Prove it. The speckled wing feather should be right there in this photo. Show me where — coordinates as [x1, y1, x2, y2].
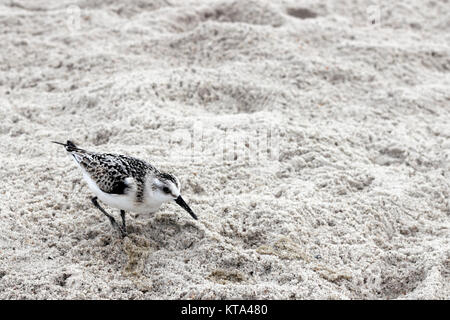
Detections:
[72, 150, 156, 200]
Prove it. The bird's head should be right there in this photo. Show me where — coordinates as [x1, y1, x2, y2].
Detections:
[153, 172, 197, 220]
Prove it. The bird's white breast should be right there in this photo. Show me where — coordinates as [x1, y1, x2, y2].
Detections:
[72, 156, 165, 214]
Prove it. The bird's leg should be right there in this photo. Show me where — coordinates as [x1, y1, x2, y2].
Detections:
[120, 210, 126, 231]
[91, 197, 126, 238]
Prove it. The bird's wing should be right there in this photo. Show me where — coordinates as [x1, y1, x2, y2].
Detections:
[72, 152, 142, 195]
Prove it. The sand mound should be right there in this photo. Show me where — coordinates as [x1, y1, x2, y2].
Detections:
[0, 0, 449, 299]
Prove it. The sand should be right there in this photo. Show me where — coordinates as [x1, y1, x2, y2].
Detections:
[0, 0, 449, 299]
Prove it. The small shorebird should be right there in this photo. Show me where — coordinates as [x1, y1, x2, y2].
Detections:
[53, 140, 197, 237]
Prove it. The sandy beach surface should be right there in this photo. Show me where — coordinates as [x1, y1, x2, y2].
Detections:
[0, 0, 449, 299]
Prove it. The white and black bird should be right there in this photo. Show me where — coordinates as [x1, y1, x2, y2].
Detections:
[53, 140, 197, 237]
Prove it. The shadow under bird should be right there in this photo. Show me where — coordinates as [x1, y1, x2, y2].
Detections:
[53, 140, 197, 237]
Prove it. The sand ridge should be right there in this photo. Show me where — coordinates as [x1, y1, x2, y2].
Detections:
[0, 0, 449, 299]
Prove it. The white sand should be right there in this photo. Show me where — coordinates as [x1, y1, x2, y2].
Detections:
[0, 0, 449, 299]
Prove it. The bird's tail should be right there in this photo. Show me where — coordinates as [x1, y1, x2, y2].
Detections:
[52, 140, 80, 152]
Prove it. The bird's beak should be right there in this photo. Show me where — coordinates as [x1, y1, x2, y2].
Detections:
[175, 196, 197, 220]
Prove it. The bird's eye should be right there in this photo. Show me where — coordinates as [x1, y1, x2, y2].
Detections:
[162, 187, 170, 194]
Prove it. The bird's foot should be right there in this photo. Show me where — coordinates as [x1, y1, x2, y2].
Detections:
[106, 215, 127, 238]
